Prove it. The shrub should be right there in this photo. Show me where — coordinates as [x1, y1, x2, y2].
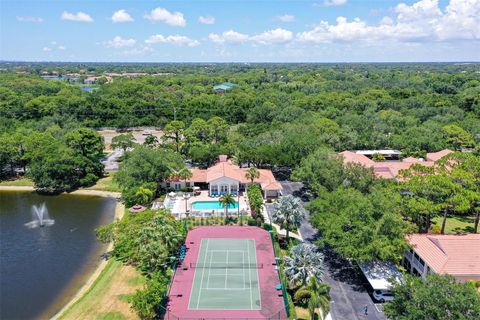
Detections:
[130, 271, 170, 319]
[247, 184, 264, 215]
[293, 288, 312, 307]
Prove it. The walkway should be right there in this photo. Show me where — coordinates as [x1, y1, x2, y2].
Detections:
[280, 181, 387, 320]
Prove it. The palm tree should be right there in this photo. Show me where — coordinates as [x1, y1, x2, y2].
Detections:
[284, 243, 325, 287]
[245, 167, 260, 183]
[219, 193, 236, 218]
[178, 168, 193, 187]
[271, 195, 304, 242]
[308, 277, 330, 320]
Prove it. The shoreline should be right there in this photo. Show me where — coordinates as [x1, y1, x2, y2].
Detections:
[0, 186, 125, 320]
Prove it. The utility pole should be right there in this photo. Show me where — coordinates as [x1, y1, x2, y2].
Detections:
[173, 105, 177, 120]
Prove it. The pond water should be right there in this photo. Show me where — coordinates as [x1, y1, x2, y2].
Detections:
[0, 191, 116, 319]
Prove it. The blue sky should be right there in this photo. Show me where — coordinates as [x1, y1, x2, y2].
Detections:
[1, 0, 479, 62]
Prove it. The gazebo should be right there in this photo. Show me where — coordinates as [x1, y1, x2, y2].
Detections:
[129, 204, 146, 213]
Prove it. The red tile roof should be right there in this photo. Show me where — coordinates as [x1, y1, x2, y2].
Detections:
[339, 151, 375, 166]
[407, 234, 480, 276]
[339, 150, 442, 180]
[426, 149, 454, 162]
[184, 156, 282, 191]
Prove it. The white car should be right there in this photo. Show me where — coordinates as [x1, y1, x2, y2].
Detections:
[373, 290, 394, 303]
[142, 130, 152, 136]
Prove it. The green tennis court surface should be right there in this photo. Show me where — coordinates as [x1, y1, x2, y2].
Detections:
[188, 238, 261, 310]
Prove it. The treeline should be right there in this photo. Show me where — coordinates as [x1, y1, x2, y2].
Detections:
[0, 127, 104, 193]
[1, 64, 479, 159]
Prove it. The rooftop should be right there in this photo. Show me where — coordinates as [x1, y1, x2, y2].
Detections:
[339, 149, 453, 180]
[407, 234, 480, 276]
[187, 156, 282, 191]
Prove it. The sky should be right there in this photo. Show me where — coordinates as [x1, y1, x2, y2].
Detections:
[1, 0, 479, 62]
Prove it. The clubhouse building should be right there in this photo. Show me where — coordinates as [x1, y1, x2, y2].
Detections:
[166, 155, 282, 199]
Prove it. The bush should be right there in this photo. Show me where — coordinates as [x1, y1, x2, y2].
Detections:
[293, 288, 312, 307]
[247, 184, 264, 215]
[247, 217, 257, 226]
[130, 271, 170, 319]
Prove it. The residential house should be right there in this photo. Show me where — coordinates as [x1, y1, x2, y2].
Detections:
[403, 234, 480, 282]
[213, 82, 237, 93]
[339, 149, 453, 180]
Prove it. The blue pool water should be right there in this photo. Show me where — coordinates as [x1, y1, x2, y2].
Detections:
[192, 201, 238, 210]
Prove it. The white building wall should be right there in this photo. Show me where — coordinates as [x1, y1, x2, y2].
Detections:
[208, 176, 239, 195]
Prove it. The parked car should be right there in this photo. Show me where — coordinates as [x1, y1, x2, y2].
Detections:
[142, 130, 152, 136]
[373, 290, 394, 303]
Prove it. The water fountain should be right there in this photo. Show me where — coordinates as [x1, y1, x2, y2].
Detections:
[24, 203, 54, 228]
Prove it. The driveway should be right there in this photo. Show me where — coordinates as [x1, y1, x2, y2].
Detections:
[280, 181, 387, 320]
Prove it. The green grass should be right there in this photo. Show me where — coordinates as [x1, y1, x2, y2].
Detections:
[431, 215, 476, 234]
[96, 312, 127, 320]
[0, 177, 34, 186]
[85, 173, 121, 192]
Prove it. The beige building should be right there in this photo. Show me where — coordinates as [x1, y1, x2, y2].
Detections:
[403, 234, 480, 282]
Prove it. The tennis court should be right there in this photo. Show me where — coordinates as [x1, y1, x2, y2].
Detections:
[166, 226, 287, 319]
[189, 238, 261, 310]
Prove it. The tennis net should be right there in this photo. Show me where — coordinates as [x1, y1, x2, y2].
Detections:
[189, 262, 264, 269]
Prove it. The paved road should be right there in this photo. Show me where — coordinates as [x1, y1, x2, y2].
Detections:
[280, 181, 387, 320]
[102, 149, 123, 171]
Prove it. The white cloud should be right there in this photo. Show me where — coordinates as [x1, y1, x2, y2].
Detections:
[17, 16, 43, 23]
[43, 47, 52, 52]
[58, 45, 66, 50]
[105, 36, 137, 48]
[123, 46, 154, 56]
[144, 7, 186, 27]
[275, 14, 295, 22]
[198, 15, 215, 24]
[324, 0, 348, 7]
[298, 0, 480, 43]
[209, 29, 293, 45]
[111, 9, 134, 23]
[61, 11, 93, 23]
[145, 34, 200, 47]
[208, 30, 250, 44]
[251, 28, 293, 44]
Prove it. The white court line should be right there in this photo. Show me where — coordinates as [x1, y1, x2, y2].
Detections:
[247, 239, 253, 309]
[196, 238, 210, 309]
[208, 249, 244, 252]
[206, 252, 213, 290]
[225, 250, 229, 289]
[242, 251, 246, 289]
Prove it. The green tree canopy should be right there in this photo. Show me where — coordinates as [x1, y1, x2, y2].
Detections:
[384, 274, 480, 320]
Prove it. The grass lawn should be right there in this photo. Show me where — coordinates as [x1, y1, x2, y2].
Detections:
[58, 259, 144, 320]
[84, 173, 121, 193]
[0, 177, 34, 186]
[432, 215, 476, 234]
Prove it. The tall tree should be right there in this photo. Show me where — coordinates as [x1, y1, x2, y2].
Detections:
[272, 195, 305, 242]
[163, 120, 185, 153]
[245, 166, 260, 183]
[284, 243, 325, 287]
[111, 133, 136, 152]
[219, 193, 236, 218]
[309, 187, 412, 261]
[384, 274, 480, 320]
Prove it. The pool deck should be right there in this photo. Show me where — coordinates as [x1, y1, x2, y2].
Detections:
[168, 191, 249, 217]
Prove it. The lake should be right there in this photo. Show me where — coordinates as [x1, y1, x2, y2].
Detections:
[0, 191, 116, 319]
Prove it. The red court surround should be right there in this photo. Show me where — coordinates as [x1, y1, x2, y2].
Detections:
[165, 226, 287, 320]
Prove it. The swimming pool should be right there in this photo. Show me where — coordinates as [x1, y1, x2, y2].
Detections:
[192, 201, 238, 210]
